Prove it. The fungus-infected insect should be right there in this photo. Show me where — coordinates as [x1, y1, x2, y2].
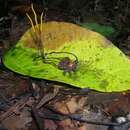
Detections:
[45, 52, 78, 75]
[58, 57, 77, 73]
[26, 4, 78, 75]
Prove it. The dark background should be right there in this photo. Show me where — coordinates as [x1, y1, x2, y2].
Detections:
[1, 0, 130, 49]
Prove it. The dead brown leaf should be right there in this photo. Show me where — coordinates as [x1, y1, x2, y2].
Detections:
[104, 93, 130, 116]
[2, 107, 32, 130]
[54, 96, 87, 114]
[44, 119, 57, 130]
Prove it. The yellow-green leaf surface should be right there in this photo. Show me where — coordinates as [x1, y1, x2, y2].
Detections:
[3, 21, 130, 92]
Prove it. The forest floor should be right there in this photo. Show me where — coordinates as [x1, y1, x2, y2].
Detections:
[1, 3, 130, 130]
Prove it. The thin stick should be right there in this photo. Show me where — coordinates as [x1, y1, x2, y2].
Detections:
[31, 107, 45, 130]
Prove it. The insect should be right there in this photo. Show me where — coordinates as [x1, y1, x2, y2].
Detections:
[26, 4, 78, 75]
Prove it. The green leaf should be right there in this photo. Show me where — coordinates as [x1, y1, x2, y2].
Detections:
[3, 22, 130, 92]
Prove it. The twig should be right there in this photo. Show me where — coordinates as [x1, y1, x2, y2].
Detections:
[31, 107, 46, 130]
[36, 87, 59, 109]
[42, 106, 130, 127]
[0, 95, 29, 122]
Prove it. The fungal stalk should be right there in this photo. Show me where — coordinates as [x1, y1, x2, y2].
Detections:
[26, 4, 45, 60]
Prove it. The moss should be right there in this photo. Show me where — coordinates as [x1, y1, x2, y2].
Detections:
[80, 22, 115, 37]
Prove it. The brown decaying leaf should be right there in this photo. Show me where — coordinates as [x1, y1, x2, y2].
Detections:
[44, 119, 58, 130]
[104, 93, 130, 116]
[57, 119, 87, 130]
[54, 96, 87, 114]
[1, 107, 32, 130]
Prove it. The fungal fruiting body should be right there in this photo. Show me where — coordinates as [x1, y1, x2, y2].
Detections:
[26, 4, 79, 74]
[26, 4, 45, 60]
